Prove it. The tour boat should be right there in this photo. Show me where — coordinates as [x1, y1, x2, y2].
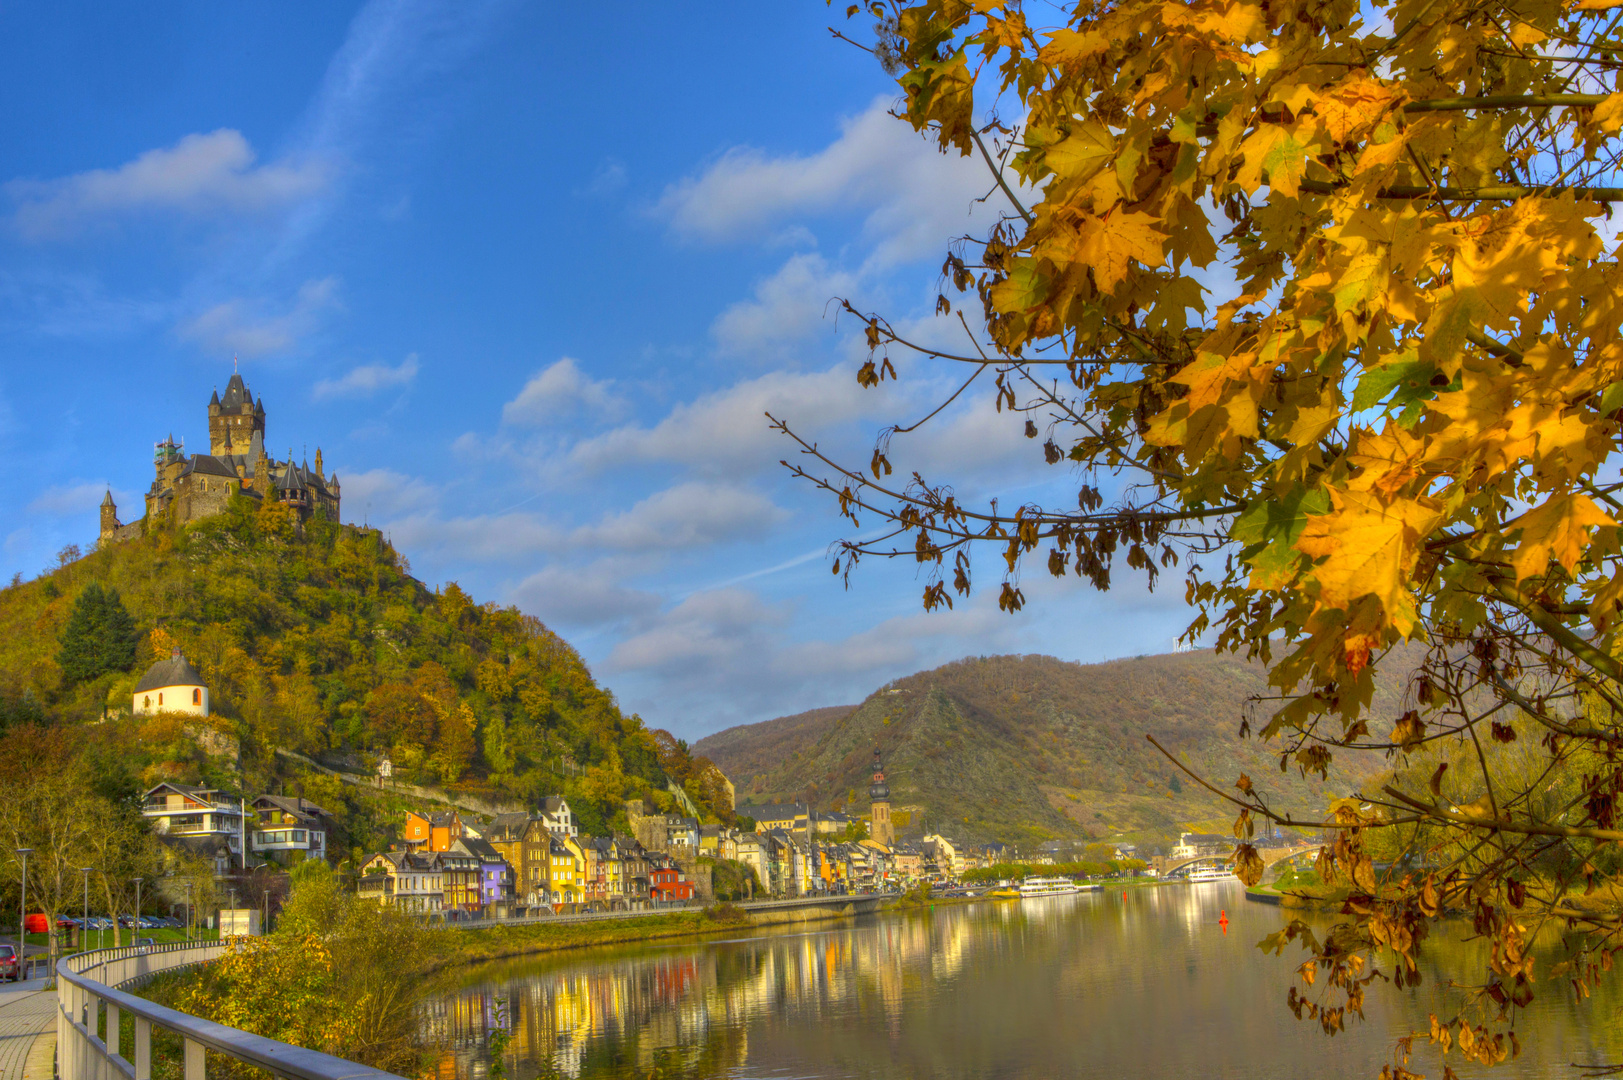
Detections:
[1186, 863, 1238, 883]
[1018, 876, 1083, 898]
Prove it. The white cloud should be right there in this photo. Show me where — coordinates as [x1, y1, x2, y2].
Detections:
[27, 481, 137, 518]
[337, 468, 439, 520]
[8, 130, 329, 239]
[573, 482, 787, 551]
[177, 277, 340, 357]
[510, 564, 660, 628]
[569, 366, 897, 475]
[502, 358, 621, 426]
[656, 96, 1014, 266]
[313, 353, 420, 401]
[711, 253, 857, 361]
[608, 588, 788, 674]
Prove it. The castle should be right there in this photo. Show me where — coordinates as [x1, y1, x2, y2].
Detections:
[100, 371, 340, 546]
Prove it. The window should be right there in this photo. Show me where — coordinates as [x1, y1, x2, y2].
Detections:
[158, 693, 163, 706]
[193, 688, 201, 706]
[143, 696, 151, 709]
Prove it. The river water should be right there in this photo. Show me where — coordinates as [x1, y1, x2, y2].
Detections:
[424, 883, 1621, 1080]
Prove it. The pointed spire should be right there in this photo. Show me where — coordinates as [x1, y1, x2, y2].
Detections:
[101, 490, 115, 507]
[210, 388, 220, 407]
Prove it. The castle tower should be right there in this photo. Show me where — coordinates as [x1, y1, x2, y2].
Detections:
[210, 373, 265, 457]
[869, 746, 894, 848]
[99, 491, 120, 546]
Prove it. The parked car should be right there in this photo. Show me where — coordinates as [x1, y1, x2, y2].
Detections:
[0, 945, 18, 982]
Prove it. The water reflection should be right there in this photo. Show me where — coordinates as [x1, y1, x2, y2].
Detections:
[423, 884, 1621, 1079]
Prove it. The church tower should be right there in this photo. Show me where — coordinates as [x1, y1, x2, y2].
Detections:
[869, 746, 894, 848]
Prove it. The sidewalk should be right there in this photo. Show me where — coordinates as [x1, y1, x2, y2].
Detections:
[0, 980, 55, 1080]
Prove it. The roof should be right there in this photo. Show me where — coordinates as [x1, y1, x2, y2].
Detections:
[739, 803, 805, 821]
[457, 837, 505, 863]
[254, 795, 329, 820]
[186, 454, 239, 479]
[221, 373, 252, 409]
[134, 652, 206, 693]
[484, 813, 533, 842]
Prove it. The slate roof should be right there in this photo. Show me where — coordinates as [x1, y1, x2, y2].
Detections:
[184, 454, 239, 479]
[135, 652, 206, 692]
[220, 374, 252, 409]
[738, 803, 805, 822]
[254, 795, 329, 823]
[457, 837, 505, 864]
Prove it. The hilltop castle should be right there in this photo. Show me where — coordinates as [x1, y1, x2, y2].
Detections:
[100, 371, 340, 546]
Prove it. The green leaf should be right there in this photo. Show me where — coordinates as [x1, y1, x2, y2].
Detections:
[1351, 351, 1430, 412]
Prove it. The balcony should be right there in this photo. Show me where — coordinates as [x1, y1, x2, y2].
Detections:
[357, 878, 394, 896]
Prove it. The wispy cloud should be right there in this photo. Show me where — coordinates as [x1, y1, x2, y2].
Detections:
[656, 96, 1014, 267]
[711, 253, 856, 362]
[177, 277, 340, 357]
[7, 130, 329, 240]
[502, 358, 622, 426]
[313, 353, 420, 400]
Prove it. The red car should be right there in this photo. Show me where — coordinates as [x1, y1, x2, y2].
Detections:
[0, 945, 20, 982]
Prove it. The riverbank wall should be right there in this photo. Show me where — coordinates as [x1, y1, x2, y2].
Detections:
[430, 899, 882, 970]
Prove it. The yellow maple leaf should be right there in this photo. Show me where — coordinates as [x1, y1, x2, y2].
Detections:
[1507, 494, 1614, 583]
[1073, 208, 1167, 294]
[1318, 75, 1402, 143]
[1594, 93, 1623, 135]
[1296, 489, 1443, 635]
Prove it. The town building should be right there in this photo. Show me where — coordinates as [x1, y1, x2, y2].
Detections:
[649, 859, 694, 904]
[142, 782, 245, 871]
[100, 371, 341, 547]
[403, 810, 467, 853]
[438, 846, 482, 913]
[358, 851, 443, 914]
[248, 795, 330, 864]
[451, 837, 511, 908]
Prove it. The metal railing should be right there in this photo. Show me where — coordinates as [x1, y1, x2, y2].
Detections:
[56, 941, 406, 1080]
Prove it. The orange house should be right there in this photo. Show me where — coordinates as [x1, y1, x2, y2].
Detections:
[403, 810, 465, 853]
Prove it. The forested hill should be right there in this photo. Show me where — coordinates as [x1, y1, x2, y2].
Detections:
[0, 497, 725, 837]
[689, 705, 857, 788]
[696, 651, 1413, 846]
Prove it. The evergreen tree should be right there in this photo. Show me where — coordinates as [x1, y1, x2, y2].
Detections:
[56, 583, 137, 687]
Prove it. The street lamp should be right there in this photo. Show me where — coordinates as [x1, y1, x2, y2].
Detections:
[14, 849, 31, 980]
[80, 868, 93, 956]
[132, 877, 143, 949]
[183, 881, 194, 941]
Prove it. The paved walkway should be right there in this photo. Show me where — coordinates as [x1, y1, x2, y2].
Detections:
[0, 981, 55, 1080]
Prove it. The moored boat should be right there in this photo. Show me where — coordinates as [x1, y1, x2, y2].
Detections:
[1018, 875, 1082, 898]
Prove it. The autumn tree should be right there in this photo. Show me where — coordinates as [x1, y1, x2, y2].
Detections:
[799, 0, 1623, 1071]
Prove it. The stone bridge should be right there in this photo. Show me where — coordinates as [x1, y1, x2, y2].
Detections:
[1152, 841, 1316, 878]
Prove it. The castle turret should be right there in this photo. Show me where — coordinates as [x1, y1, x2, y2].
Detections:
[99, 491, 120, 546]
[870, 746, 894, 847]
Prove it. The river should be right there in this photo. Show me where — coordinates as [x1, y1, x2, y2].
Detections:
[423, 883, 1622, 1079]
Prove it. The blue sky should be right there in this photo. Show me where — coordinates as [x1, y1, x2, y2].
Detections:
[0, 1, 1199, 736]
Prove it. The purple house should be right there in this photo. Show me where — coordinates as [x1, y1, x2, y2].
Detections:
[456, 836, 511, 906]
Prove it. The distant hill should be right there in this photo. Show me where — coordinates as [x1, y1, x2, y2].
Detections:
[695, 651, 1414, 847]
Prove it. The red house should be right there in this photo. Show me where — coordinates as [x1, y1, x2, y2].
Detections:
[650, 866, 693, 903]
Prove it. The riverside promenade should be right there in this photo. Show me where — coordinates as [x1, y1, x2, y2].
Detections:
[0, 977, 55, 1080]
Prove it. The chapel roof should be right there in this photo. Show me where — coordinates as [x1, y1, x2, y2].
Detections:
[134, 650, 206, 693]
